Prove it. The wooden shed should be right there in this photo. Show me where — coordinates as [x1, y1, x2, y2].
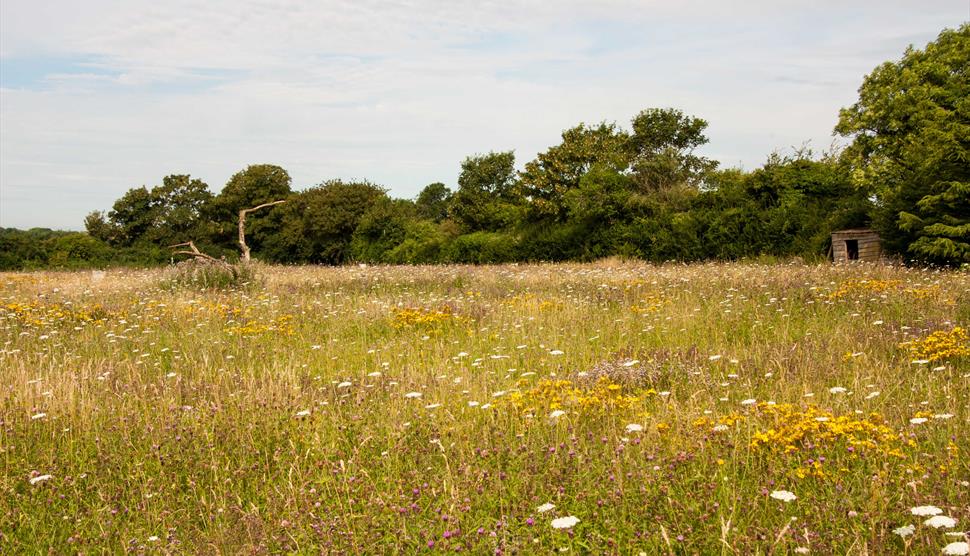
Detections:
[831, 229, 882, 262]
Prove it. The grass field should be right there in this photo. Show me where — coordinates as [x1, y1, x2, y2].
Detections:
[1, 261, 968, 554]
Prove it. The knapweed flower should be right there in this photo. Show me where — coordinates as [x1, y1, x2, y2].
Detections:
[769, 490, 797, 502]
[551, 516, 579, 529]
[924, 515, 957, 529]
[537, 503, 556, 513]
[911, 505, 943, 516]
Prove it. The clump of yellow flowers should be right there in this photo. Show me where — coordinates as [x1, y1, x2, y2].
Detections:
[391, 306, 462, 329]
[750, 403, 907, 460]
[900, 327, 969, 362]
[506, 377, 644, 416]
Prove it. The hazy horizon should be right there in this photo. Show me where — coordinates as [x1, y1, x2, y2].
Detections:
[1, 1, 967, 230]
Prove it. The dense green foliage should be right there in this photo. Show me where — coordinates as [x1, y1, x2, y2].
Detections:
[836, 24, 969, 265]
[4, 26, 965, 269]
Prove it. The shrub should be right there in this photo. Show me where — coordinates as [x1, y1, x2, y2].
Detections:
[162, 259, 262, 290]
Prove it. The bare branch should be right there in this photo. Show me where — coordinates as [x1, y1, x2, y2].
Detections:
[239, 199, 286, 262]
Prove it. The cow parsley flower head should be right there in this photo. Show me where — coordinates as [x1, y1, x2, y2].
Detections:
[924, 515, 957, 529]
[942, 542, 969, 556]
[770, 490, 797, 502]
[892, 524, 915, 538]
[551, 516, 579, 529]
[911, 505, 943, 516]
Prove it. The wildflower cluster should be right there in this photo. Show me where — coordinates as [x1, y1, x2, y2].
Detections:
[750, 403, 907, 460]
[826, 279, 901, 300]
[225, 314, 294, 336]
[391, 306, 461, 329]
[2, 300, 111, 328]
[506, 376, 642, 416]
[631, 292, 667, 314]
[899, 327, 969, 362]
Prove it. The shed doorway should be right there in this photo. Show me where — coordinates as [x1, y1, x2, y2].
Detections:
[845, 239, 859, 260]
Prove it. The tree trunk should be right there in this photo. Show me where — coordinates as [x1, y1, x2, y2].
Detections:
[238, 200, 286, 263]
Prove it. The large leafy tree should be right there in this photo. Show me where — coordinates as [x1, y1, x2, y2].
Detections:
[208, 164, 293, 249]
[88, 174, 212, 247]
[628, 108, 718, 192]
[415, 182, 453, 222]
[263, 180, 386, 264]
[836, 24, 969, 265]
[519, 123, 630, 221]
[449, 151, 524, 232]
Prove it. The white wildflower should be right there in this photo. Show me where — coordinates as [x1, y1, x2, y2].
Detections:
[943, 542, 969, 556]
[911, 505, 943, 516]
[551, 516, 580, 529]
[925, 515, 957, 529]
[770, 490, 797, 502]
[893, 524, 915, 538]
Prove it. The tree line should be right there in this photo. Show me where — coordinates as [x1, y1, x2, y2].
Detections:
[3, 25, 966, 269]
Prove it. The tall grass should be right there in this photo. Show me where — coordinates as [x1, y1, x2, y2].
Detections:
[0, 262, 967, 553]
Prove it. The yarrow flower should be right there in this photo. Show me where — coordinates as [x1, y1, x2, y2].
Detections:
[911, 505, 943, 516]
[537, 503, 555, 513]
[770, 490, 797, 502]
[942, 542, 969, 556]
[551, 516, 580, 529]
[404, 392, 422, 399]
[29, 474, 52, 485]
[892, 524, 915, 538]
[625, 423, 644, 433]
[549, 410, 566, 419]
[924, 515, 957, 529]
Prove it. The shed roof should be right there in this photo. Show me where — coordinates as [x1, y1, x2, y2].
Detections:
[832, 228, 879, 236]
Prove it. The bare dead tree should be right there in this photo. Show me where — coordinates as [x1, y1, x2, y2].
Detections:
[238, 200, 286, 263]
[168, 241, 231, 266]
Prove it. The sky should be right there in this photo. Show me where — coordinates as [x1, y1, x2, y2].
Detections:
[1, 1, 967, 230]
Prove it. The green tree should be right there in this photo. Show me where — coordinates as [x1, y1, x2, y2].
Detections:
[95, 175, 212, 247]
[519, 123, 630, 221]
[450, 151, 523, 232]
[628, 108, 718, 191]
[263, 180, 386, 264]
[415, 182, 453, 222]
[836, 24, 970, 265]
[208, 164, 292, 249]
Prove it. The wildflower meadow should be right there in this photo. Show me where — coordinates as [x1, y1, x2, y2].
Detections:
[1, 261, 967, 554]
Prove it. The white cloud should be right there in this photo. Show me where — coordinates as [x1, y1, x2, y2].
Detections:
[0, 0, 965, 228]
